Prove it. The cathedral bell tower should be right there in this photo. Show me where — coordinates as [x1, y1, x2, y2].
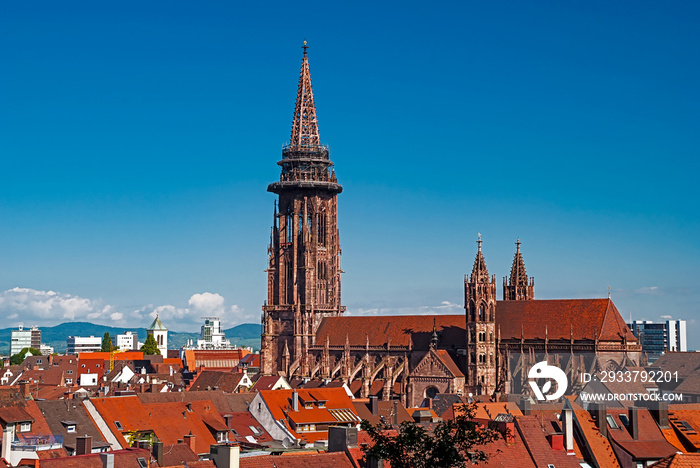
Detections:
[465, 234, 497, 396]
[261, 43, 345, 377]
[503, 239, 535, 300]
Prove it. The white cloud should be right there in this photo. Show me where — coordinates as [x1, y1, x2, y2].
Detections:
[188, 292, 225, 315]
[0, 287, 107, 327]
[110, 312, 124, 321]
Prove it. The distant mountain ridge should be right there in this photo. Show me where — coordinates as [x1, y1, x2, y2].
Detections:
[0, 322, 262, 355]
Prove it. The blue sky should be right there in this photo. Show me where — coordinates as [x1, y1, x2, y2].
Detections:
[1, 1, 698, 347]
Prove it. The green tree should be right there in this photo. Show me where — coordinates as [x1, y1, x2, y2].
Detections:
[10, 347, 42, 366]
[360, 403, 502, 468]
[140, 334, 161, 355]
[101, 332, 113, 352]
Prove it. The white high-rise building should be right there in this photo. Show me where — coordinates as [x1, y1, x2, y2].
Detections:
[11, 326, 41, 356]
[666, 319, 687, 352]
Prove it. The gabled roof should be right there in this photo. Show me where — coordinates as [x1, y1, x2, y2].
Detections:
[137, 390, 256, 414]
[251, 376, 290, 392]
[567, 398, 621, 468]
[515, 416, 581, 468]
[651, 453, 700, 467]
[315, 298, 634, 348]
[88, 395, 219, 454]
[36, 399, 110, 449]
[605, 408, 677, 460]
[161, 442, 199, 466]
[352, 399, 413, 426]
[240, 451, 354, 468]
[39, 447, 153, 468]
[189, 370, 246, 392]
[0, 405, 34, 424]
[496, 299, 635, 341]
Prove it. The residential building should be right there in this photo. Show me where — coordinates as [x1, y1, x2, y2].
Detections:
[10, 326, 41, 356]
[66, 336, 101, 354]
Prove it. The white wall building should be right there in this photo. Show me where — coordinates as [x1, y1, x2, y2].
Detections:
[114, 331, 138, 351]
[10, 326, 41, 356]
[66, 336, 102, 354]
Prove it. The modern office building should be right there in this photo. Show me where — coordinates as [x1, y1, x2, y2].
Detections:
[114, 331, 138, 351]
[66, 336, 102, 355]
[630, 319, 687, 362]
[10, 326, 41, 356]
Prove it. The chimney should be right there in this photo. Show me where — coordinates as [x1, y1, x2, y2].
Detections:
[100, 453, 114, 468]
[328, 426, 358, 452]
[546, 433, 564, 451]
[561, 404, 575, 455]
[2, 426, 12, 462]
[184, 433, 196, 453]
[369, 396, 379, 416]
[19, 381, 30, 398]
[76, 435, 92, 455]
[152, 441, 164, 467]
[210, 443, 240, 468]
[521, 398, 531, 416]
[591, 403, 607, 437]
[292, 390, 299, 412]
[649, 401, 669, 428]
[628, 406, 639, 440]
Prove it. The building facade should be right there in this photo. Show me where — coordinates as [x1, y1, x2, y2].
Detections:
[66, 336, 102, 354]
[260, 48, 642, 405]
[147, 315, 168, 355]
[630, 319, 687, 362]
[261, 43, 345, 377]
[10, 326, 41, 356]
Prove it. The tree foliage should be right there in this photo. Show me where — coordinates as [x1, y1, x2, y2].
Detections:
[101, 332, 113, 352]
[140, 334, 161, 355]
[360, 403, 502, 468]
[10, 347, 42, 365]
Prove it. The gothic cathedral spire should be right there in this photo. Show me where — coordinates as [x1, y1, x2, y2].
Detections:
[261, 43, 345, 377]
[465, 234, 497, 396]
[503, 239, 535, 300]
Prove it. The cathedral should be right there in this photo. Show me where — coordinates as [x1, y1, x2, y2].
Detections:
[260, 45, 642, 406]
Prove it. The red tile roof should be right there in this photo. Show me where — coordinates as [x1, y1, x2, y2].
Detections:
[239, 451, 355, 468]
[39, 447, 152, 468]
[606, 408, 677, 460]
[88, 395, 220, 454]
[435, 350, 464, 377]
[651, 453, 700, 467]
[316, 299, 635, 348]
[568, 398, 621, 468]
[515, 416, 580, 468]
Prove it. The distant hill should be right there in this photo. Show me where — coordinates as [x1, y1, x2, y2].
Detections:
[0, 322, 262, 355]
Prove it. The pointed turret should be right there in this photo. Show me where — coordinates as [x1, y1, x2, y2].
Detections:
[470, 234, 490, 284]
[464, 234, 497, 396]
[503, 239, 535, 300]
[290, 41, 320, 148]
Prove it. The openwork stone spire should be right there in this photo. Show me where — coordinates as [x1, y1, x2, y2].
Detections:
[290, 41, 320, 148]
[510, 239, 527, 285]
[471, 233, 490, 283]
[503, 239, 535, 300]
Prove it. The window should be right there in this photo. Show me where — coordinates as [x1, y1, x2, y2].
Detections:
[67, 425, 76, 433]
[309, 424, 316, 431]
[619, 414, 629, 426]
[36, 359, 42, 364]
[137, 458, 148, 468]
[217, 431, 228, 442]
[67, 370, 73, 374]
[606, 415, 618, 429]
[114, 421, 123, 430]
[20, 422, 31, 432]
[66, 379, 73, 385]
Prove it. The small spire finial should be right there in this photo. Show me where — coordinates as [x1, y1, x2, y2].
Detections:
[516, 238, 521, 252]
[608, 286, 611, 299]
[302, 40, 308, 56]
[477, 233, 482, 251]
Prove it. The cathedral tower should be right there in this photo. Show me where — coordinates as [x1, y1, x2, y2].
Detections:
[465, 234, 497, 396]
[503, 239, 535, 300]
[261, 43, 345, 377]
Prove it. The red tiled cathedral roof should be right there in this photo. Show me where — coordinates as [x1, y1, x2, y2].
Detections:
[316, 299, 634, 347]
